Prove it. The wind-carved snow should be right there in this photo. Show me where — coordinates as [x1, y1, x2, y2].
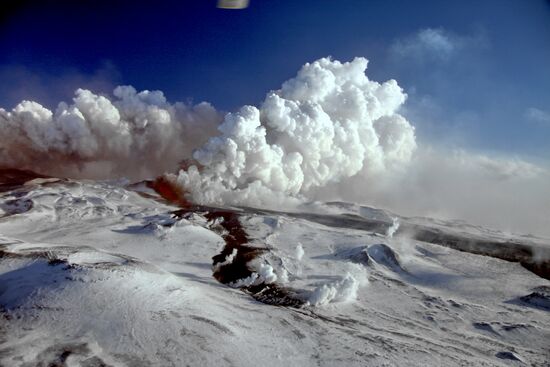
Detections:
[0, 178, 549, 366]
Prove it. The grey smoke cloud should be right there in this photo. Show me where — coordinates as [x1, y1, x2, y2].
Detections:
[0, 86, 222, 179]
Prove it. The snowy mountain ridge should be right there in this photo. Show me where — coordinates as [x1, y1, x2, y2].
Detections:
[0, 170, 549, 366]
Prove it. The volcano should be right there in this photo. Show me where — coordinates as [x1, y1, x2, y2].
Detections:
[0, 169, 548, 366]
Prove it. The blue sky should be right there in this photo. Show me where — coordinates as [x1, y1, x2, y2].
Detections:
[1, 0, 549, 160]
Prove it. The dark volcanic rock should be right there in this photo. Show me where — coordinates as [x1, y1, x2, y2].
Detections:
[0, 168, 49, 192]
[495, 351, 523, 362]
[518, 286, 550, 311]
[366, 244, 402, 271]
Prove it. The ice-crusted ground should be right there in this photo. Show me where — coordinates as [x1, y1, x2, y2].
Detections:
[0, 175, 549, 366]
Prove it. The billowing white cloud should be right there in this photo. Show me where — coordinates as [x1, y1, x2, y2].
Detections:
[1, 56, 548, 236]
[174, 57, 416, 206]
[0, 57, 415, 188]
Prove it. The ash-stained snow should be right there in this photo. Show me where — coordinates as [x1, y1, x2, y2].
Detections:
[0, 177, 549, 366]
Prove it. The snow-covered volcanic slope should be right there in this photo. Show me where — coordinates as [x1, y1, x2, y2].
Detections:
[0, 170, 549, 366]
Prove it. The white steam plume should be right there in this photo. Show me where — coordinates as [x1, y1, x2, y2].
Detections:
[174, 57, 416, 206]
[0, 57, 414, 193]
[3, 56, 546, 236]
[0, 86, 222, 179]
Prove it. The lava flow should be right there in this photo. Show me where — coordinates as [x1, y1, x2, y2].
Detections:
[148, 175, 305, 307]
